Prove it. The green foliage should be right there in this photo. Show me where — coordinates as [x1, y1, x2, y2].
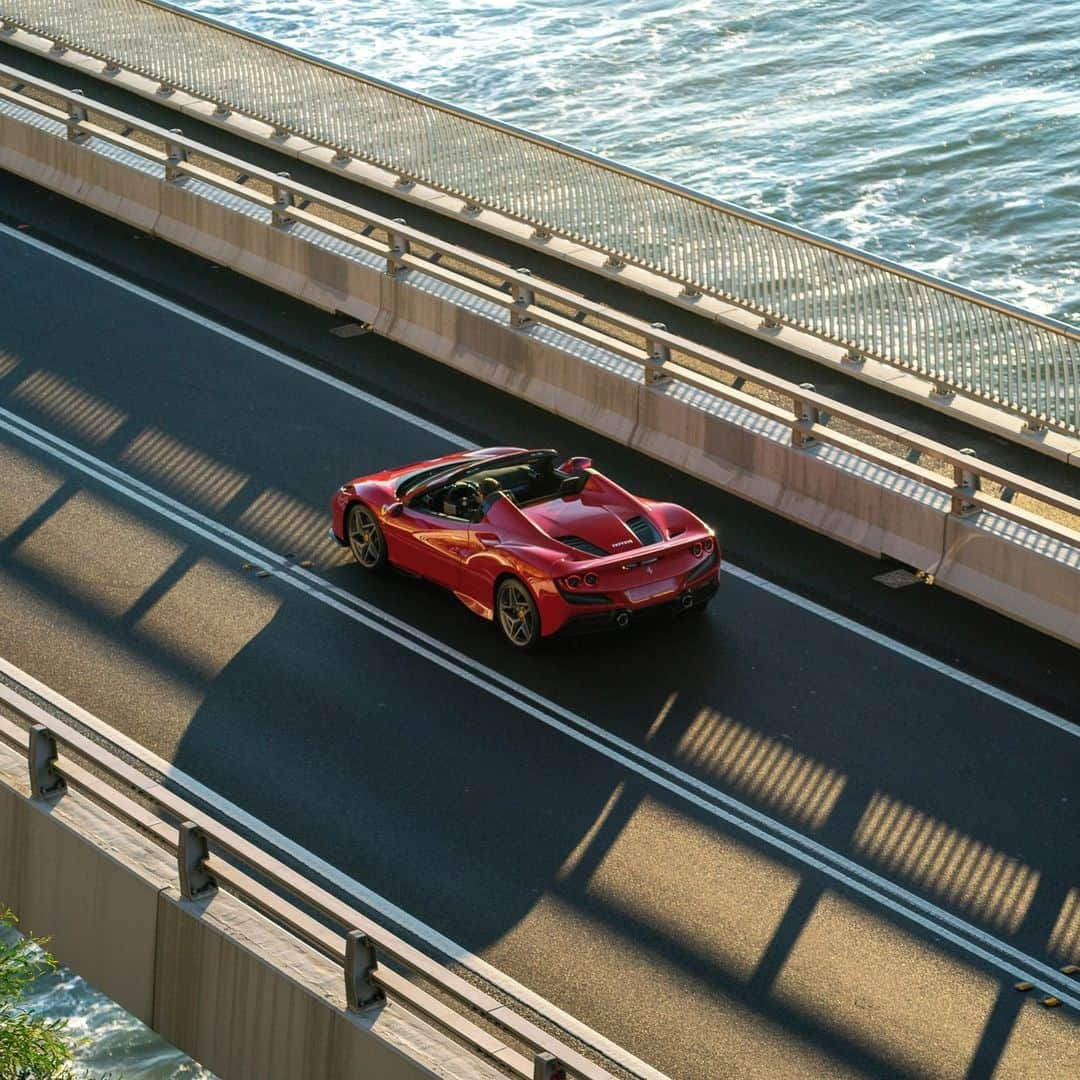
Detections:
[0, 909, 78, 1080]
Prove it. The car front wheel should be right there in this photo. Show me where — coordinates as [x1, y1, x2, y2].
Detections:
[347, 503, 388, 570]
[496, 577, 541, 649]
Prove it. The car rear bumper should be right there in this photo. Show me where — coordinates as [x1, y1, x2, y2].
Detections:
[557, 574, 719, 636]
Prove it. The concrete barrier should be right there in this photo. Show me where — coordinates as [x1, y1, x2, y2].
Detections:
[0, 740, 505, 1080]
[1, 102, 1077, 646]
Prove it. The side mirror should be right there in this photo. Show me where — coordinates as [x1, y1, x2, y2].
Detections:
[384, 501, 404, 518]
[557, 455, 593, 473]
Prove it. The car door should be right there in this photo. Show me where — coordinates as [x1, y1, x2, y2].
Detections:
[391, 506, 470, 589]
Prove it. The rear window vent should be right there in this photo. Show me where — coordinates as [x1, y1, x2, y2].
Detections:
[557, 535, 607, 557]
[626, 515, 661, 546]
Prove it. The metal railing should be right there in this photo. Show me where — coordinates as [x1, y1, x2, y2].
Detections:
[2, 64, 1078, 554]
[0, 0, 1077, 434]
[0, 678, 612, 1080]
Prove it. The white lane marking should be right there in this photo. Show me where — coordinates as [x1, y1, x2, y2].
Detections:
[2, 406, 1078, 1010]
[0, 663, 666, 1080]
[1, 222, 1073, 738]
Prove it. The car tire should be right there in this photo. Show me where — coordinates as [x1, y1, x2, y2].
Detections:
[495, 577, 541, 649]
[346, 503, 388, 571]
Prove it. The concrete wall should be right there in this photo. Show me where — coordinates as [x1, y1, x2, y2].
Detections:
[0, 741, 505, 1080]
[1, 106, 1077, 647]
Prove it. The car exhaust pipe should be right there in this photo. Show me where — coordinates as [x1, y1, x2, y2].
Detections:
[680, 591, 695, 610]
[614, 610, 631, 629]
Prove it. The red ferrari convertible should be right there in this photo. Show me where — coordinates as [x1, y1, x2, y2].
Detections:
[329, 447, 719, 648]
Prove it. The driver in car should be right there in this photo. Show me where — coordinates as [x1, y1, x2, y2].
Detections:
[442, 477, 501, 520]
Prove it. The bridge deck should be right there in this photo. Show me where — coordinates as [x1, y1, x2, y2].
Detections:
[0, 144, 1077, 1079]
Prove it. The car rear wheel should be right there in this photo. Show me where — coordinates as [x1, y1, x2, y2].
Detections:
[496, 577, 541, 649]
[347, 503, 387, 570]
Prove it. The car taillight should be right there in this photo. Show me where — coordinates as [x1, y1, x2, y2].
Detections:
[691, 542, 703, 557]
[703, 537, 715, 553]
[584, 572, 599, 586]
[564, 575, 582, 589]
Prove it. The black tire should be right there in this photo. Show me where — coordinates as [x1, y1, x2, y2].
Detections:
[495, 577, 541, 649]
[346, 503, 388, 571]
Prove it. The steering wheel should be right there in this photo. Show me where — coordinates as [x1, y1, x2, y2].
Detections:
[445, 480, 483, 518]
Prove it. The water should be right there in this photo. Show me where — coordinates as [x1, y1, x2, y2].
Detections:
[15, 1, 1077, 1071]
[0, 923, 213, 1078]
[177, 0, 1079, 327]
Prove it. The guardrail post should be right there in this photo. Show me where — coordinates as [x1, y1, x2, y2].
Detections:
[28, 724, 66, 801]
[645, 322, 671, 385]
[65, 94, 88, 144]
[345, 930, 385, 1010]
[533, 1052, 567, 1080]
[386, 219, 411, 277]
[178, 821, 218, 900]
[511, 269, 535, 327]
[951, 448, 980, 516]
[165, 130, 187, 183]
[791, 383, 819, 448]
[0, 20, 15, 37]
[272, 172, 295, 228]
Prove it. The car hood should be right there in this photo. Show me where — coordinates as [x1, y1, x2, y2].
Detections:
[523, 498, 648, 555]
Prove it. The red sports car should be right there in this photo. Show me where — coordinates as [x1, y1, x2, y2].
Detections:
[329, 447, 720, 648]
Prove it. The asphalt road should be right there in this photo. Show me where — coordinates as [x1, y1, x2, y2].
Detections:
[1, 176, 1078, 1077]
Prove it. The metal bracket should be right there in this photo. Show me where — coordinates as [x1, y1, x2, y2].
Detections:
[272, 172, 294, 228]
[531, 226, 551, 241]
[28, 724, 66, 801]
[65, 98, 88, 144]
[333, 149, 351, 165]
[212, 102, 232, 119]
[104, 60, 121, 75]
[165, 131, 187, 183]
[951, 448, 980, 516]
[791, 382, 819, 448]
[345, 930, 385, 1010]
[533, 1052, 568, 1080]
[604, 254, 625, 270]
[511, 269, 535, 327]
[760, 315, 782, 331]
[178, 821, 218, 900]
[645, 322, 671, 385]
[386, 218, 411, 278]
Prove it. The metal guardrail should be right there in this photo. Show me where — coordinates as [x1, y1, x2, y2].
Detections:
[0, 679, 611, 1080]
[1, 64, 1078, 552]
[0, 0, 1077, 434]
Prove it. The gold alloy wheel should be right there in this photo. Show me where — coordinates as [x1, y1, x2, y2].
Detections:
[497, 578, 539, 647]
[347, 504, 385, 568]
